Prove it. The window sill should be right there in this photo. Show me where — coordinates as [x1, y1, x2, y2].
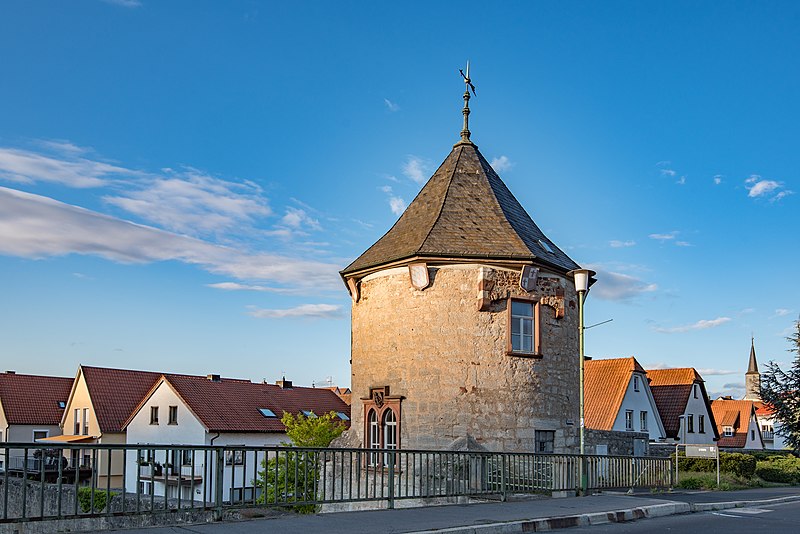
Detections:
[506, 351, 543, 359]
[168, 422, 178, 426]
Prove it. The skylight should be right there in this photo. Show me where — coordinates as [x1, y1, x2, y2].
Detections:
[258, 408, 277, 418]
[301, 410, 317, 418]
[58, 401, 66, 409]
[538, 239, 554, 254]
[337, 412, 350, 421]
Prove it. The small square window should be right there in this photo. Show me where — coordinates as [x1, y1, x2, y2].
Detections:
[724, 426, 733, 437]
[150, 406, 159, 425]
[535, 430, 555, 453]
[58, 401, 66, 409]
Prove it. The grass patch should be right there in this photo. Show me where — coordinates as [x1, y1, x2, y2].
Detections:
[676, 471, 765, 491]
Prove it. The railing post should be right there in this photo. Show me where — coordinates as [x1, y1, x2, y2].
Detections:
[500, 454, 507, 502]
[214, 448, 225, 521]
[387, 450, 395, 509]
[628, 457, 634, 494]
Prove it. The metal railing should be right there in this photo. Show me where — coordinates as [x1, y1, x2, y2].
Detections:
[0, 443, 673, 525]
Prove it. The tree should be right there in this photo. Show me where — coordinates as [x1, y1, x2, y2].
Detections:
[254, 411, 346, 512]
[760, 320, 800, 451]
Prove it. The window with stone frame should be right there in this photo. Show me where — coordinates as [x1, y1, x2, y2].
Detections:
[507, 298, 541, 357]
[362, 386, 403, 467]
[535, 430, 555, 453]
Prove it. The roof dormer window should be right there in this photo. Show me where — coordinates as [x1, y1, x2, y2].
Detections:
[723, 426, 733, 437]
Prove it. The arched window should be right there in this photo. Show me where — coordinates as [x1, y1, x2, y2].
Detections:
[382, 409, 397, 466]
[368, 410, 380, 466]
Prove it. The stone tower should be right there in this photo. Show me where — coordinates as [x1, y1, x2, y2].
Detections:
[744, 337, 761, 401]
[339, 74, 591, 454]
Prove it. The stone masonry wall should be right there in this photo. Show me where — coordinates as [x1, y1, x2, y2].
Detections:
[346, 263, 580, 453]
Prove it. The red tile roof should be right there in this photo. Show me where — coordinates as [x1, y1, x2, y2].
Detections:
[584, 357, 646, 431]
[127, 375, 351, 433]
[0, 372, 73, 425]
[711, 399, 757, 448]
[754, 401, 774, 417]
[647, 368, 719, 440]
[80, 366, 163, 434]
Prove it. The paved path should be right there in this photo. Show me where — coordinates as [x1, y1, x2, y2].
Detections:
[101, 487, 800, 534]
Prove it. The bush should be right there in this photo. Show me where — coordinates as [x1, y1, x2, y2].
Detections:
[77, 487, 116, 513]
[755, 455, 800, 484]
[674, 452, 755, 478]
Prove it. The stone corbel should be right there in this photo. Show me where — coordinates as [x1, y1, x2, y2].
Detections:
[477, 267, 495, 311]
[540, 295, 565, 318]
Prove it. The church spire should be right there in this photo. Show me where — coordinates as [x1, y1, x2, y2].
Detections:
[747, 336, 759, 374]
[456, 61, 477, 147]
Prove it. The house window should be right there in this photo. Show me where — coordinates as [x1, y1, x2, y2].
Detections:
[82, 408, 89, 435]
[751, 429, 755, 441]
[225, 449, 244, 465]
[150, 406, 159, 425]
[686, 414, 694, 433]
[633, 376, 640, 392]
[693, 384, 698, 399]
[724, 426, 733, 437]
[508, 299, 540, 356]
[535, 430, 555, 453]
[699, 415, 705, 433]
[181, 449, 193, 466]
[625, 410, 634, 431]
[640, 411, 648, 432]
[168, 406, 178, 425]
[368, 409, 380, 466]
[74, 409, 80, 435]
[33, 430, 49, 441]
[383, 410, 398, 465]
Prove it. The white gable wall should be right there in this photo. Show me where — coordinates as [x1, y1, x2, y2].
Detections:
[611, 373, 665, 441]
[679, 383, 716, 444]
[743, 412, 764, 449]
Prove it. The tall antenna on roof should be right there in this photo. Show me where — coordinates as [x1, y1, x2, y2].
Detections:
[457, 60, 476, 146]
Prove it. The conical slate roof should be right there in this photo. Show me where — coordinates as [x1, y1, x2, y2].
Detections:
[747, 338, 759, 374]
[341, 142, 580, 276]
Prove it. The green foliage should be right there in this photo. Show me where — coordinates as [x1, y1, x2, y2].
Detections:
[755, 455, 800, 484]
[760, 320, 800, 451]
[676, 471, 747, 491]
[253, 411, 347, 513]
[77, 487, 116, 513]
[674, 452, 755, 478]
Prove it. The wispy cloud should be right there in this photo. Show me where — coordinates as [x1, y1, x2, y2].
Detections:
[0, 146, 135, 188]
[609, 240, 636, 248]
[585, 266, 657, 301]
[380, 185, 406, 215]
[246, 303, 343, 319]
[695, 368, 738, 376]
[654, 316, 731, 334]
[675, 241, 693, 247]
[207, 282, 306, 294]
[490, 156, 512, 172]
[0, 186, 340, 289]
[648, 231, 678, 242]
[773, 308, 793, 318]
[104, 169, 271, 236]
[403, 156, 428, 184]
[713, 175, 723, 185]
[383, 98, 399, 112]
[676, 176, 686, 185]
[102, 0, 142, 7]
[660, 168, 676, 177]
[745, 175, 793, 201]
[280, 207, 321, 231]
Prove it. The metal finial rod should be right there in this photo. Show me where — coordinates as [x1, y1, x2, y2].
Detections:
[457, 60, 476, 145]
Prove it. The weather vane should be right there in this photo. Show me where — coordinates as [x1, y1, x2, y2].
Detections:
[457, 60, 476, 146]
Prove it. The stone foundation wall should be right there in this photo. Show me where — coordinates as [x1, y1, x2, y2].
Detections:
[346, 263, 580, 453]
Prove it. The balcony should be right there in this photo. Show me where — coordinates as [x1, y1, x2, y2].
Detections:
[762, 431, 774, 441]
[139, 463, 203, 485]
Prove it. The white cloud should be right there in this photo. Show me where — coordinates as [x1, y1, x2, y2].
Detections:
[586, 267, 657, 301]
[403, 156, 427, 184]
[676, 176, 686, 185]
[0, 147, 134, 188]
[660, 169, 676, 177]
[246, 304, 343, 319]
[713, 175, 723, 185]
[389, 196, 406, 215]
[648, 231, 678, 241]
[773, 308, 793, 318]
[654, 317, 731, 334]
[0, 186, 340, 289]
[490, 156, 513, 172]
[280, 207, 321, 231]
[745, 175, 793, 201]
[675, 241, 692, 247]
[383, 98, 399, 112]
[609, 240, 636, 248]
[102, 0, 142, 7]
[206, 282, 302, 294]
[695, 368, 738, 376]
[104, 169, 271, 236]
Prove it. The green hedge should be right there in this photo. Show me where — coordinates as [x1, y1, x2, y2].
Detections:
[675, 452, 756, 478]
[77, 487, 116, 513]
[755, 455, 800, 484]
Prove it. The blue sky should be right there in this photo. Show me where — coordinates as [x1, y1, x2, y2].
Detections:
[0, 1, 797, 397]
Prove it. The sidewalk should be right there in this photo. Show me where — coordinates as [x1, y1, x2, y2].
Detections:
[101, 487, 800, 534]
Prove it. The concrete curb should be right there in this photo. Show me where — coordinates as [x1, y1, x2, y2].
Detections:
[408, 494, 800, 533]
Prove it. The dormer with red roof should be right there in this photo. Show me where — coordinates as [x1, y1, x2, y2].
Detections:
[710, 397, 764, 449]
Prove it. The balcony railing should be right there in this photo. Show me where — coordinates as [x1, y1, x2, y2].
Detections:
[0, 443, 673, 526]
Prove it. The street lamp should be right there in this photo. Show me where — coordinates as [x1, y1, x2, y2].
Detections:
[568, 268, 595, 495]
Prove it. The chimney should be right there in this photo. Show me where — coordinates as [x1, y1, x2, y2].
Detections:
[275, 378, 292, 389]
[206, 374, 221, 382]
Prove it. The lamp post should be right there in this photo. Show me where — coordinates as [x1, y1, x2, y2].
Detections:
[569, 268, 595, 495]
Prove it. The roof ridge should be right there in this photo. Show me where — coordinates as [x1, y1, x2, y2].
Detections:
[419, 144, 465, 253]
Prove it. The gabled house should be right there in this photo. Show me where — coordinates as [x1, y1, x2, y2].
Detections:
[123, 375, 350, 502]
[710, 397, 764, 450]
[585, 357, 666, 450]
[0, 371, 72, 472]
[647, 368, 718, 444]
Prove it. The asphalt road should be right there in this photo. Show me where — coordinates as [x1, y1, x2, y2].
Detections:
[571, 499, 800, 533]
